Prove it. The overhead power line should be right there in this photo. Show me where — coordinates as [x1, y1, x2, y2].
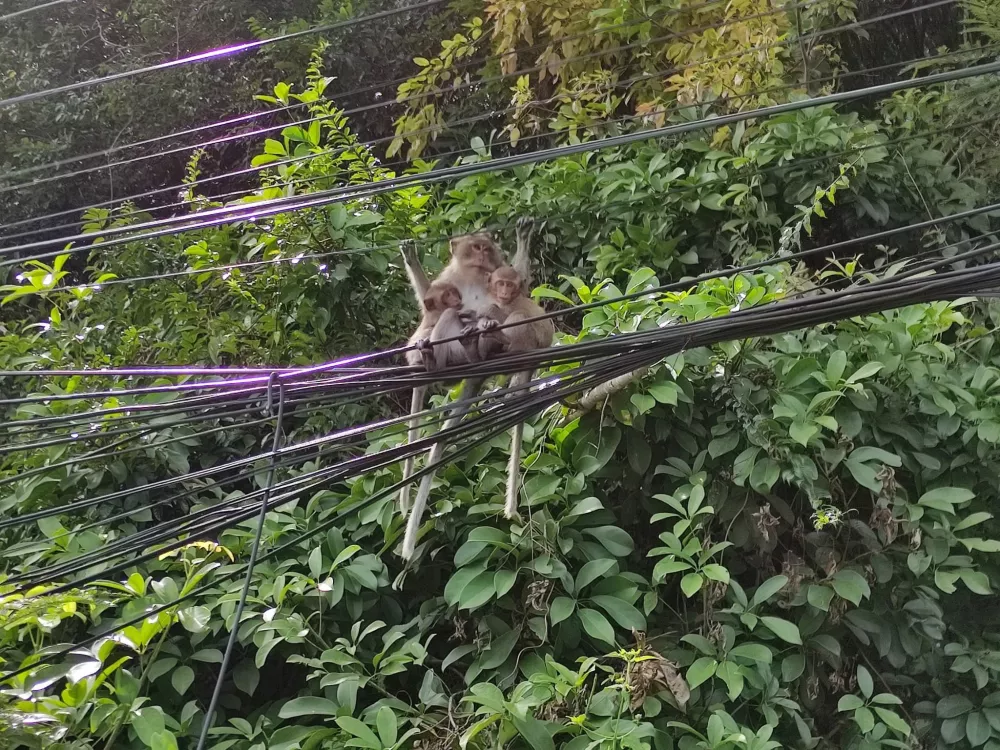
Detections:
[0, 0, 740, 183]
[4, 52, 997, 267]
[0, 0, 72, 23]
[9, 37, 991, 247]
[4, 252, 1000, 682]
[0, 0, 451, 109]
[1, 0, 831, 197]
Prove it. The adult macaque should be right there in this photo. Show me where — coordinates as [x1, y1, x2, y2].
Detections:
[397, 235, 504, 514]
[401, 217, 548, 559]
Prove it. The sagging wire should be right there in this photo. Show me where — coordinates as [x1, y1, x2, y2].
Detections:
[0, 0, 748, 186]
[194, 375, 285, 750]
[5, 255, 1000, 685]
[0, 0, 832, 233]
[4, 190, 1000, 425]
[5, 48, 996, 267]
[16, 36, 992, 250]
[0, 0, 72, 23]
[20, 104, 995, 297]
[0, 0, 452, 109]
[0, 0, 950, 230]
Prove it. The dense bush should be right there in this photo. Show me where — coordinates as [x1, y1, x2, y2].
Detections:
[3, 1, 1000, 749]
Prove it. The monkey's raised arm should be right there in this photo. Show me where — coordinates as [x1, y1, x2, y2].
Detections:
[400, 239, 431, 303]
[511, 216, 535, 292]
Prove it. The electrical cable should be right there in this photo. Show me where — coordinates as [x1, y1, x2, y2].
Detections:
[5, 46, 994, 267]
[1, 0, 831, 199]
[5, 255, 1000, 679]
[12, 39, 992, 248]
[194, 376, 284, 750]
[0, 0, 744, 184]
[0, 0, 452, 109]
[0, 0, 71, 23]
[22, 105, 991, 295]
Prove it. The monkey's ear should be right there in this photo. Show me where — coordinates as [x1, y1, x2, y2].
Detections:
[448, 238, 460, 254]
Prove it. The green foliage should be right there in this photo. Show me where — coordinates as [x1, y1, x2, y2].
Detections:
[3, 2, 1000, 750]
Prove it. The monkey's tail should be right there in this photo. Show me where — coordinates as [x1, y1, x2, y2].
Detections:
[504, 421, 523, 519]
[399, 386, 426, 515]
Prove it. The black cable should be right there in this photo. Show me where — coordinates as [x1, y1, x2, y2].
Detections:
[0, 0, 452, 109]
[1, 0, 827, 203]
[0, 0, 71, 22]
[23, 105, 994, 293]
[0, 0, 740, 185]
[195, 376, 284, 750]
[5, 256, 1000, 668]
[5, 44, 994, 267]
[16, 36, 990, 248]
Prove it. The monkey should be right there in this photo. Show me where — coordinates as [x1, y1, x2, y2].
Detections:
[476, 225, 555, 520]
[400, 217, 547, 559]
[397, 235, 506, 515]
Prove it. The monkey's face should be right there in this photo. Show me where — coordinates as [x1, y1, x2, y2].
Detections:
[489, 269, 521, 304]
[450, 234, 503, 271]
[424, 284, 463, 312]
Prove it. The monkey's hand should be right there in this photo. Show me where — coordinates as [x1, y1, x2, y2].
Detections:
[515, 215, 535, 240]
[459, 324, 481, 340]
[400, 239, 419, 265]
[414, 338, 437, 371]
[478, 318, 499, 331]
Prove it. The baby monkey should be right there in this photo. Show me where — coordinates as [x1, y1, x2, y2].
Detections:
[418, 282, 509, 371]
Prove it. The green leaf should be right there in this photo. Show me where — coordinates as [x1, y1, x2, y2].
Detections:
[715, 661, 744, 700]
[873, 708, 910, 737]
[846, 361, 884, 383]
[954, 512, 993, 532]
[967, 712, 992, 747]
[576, 559, 616, 591]
[830, 570, 870, 605]
[826, 350, 848, 382]
[653, 558, 692, 582]
[648, 382, 679, 405]
[807, 585, 835, 611]
[749, 457, 780, 491]
[171, 666, 194, 696]
[854, 706, 876, 734]
[177, 606, 210, 634]
[458, 571, 496, 610]
[510, 714, 554, 750]
[708, 432, 739, 458]
[751, 576, 789, 607]
[591, 595, 646, 631]
[857, 666, 874, 699]
[577, 607, 616, 644]
[376, 707, 397, 749]
[789, 420, 819, 447]
[493, 570, 517, 598]
[760, 616, 802, 644]
[631, 393, 656, 413]
[686, 657, 718, 688]
[782, 653, 805, 682]
[838, 695, 865, 712]
[728, 644, 772, 663]
[233, 660, 259, 697]
[702, 564, 730, 583]
[444, 566, 485, 606]
[336, 716, 383, 750]
[550, 597, 576, 625]
[961, 570, 992, 595]
[583, 526, 634, 557]
[937, 695, 974, 718]
[279, 697, 340, 718]
[918, 487, 974, 511]
[680, 573, 704, 598]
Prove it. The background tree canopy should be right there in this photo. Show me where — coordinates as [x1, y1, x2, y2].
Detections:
[2, 0, 1000, 749]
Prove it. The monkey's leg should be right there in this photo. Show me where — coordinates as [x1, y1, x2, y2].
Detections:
[399, 384, 427, 515]
[401, 377, 485, 560]
[504, 370, 533, 520]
